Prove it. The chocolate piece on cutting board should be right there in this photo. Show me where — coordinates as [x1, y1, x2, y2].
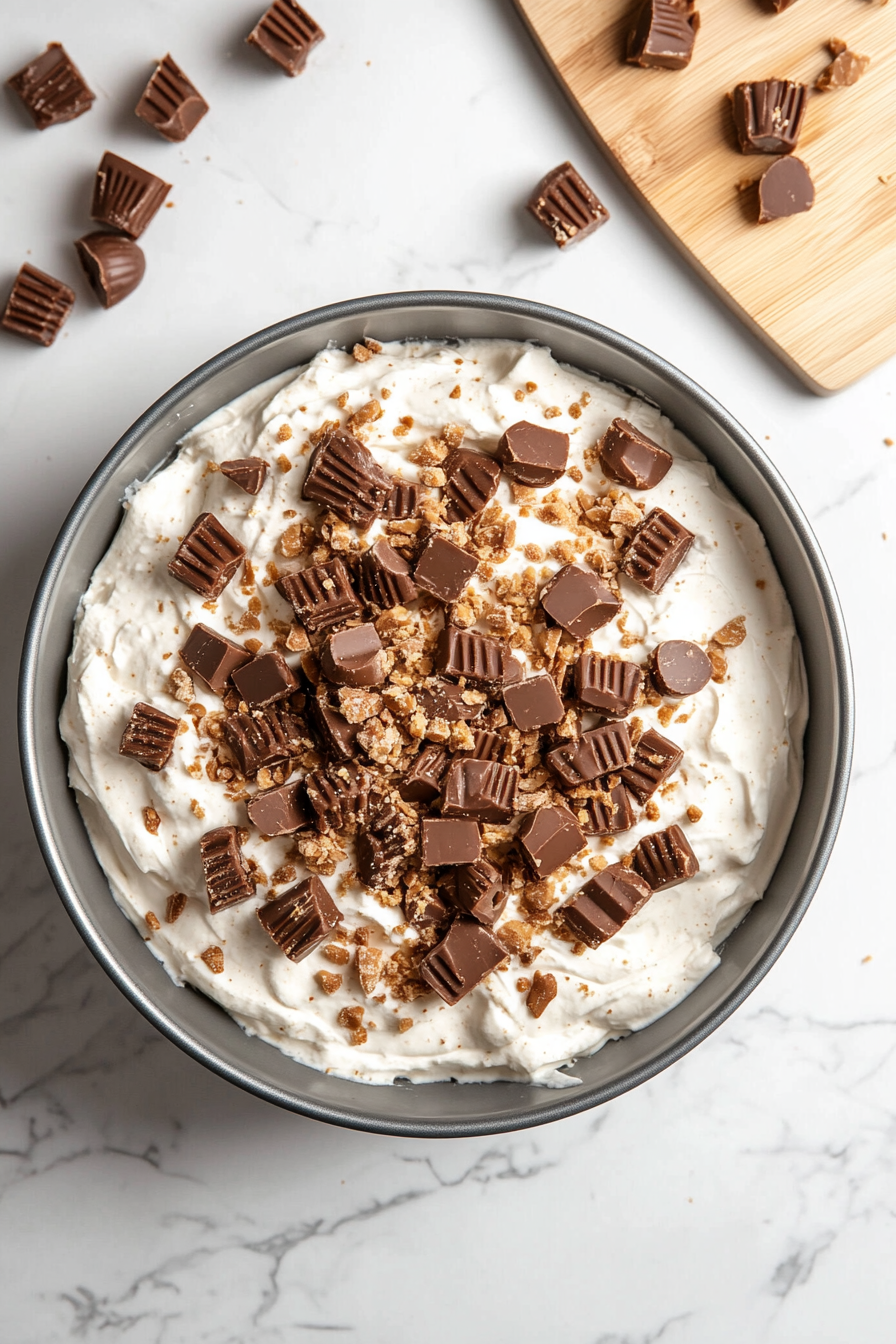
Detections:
[731, 80, 807, 154]
[627, 1, 699, 71]
[758, 157, 815, 223]
[816, 42, 869, 91]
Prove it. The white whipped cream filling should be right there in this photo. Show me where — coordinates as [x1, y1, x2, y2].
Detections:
[61, 340, 806, 1087]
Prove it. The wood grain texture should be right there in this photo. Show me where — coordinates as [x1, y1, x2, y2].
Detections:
[514, 0, 896, 393]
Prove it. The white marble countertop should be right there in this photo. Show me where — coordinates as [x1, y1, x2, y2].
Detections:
[2, 2, 894, 1340]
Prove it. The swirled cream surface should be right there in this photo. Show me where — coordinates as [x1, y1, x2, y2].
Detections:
[61, 340, 806, 1086]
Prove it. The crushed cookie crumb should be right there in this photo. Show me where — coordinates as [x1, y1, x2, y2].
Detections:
[143, 806, 161, 835]
[316, 970, 342, 994]
[398, 1016, 413, 1032]
[449, 385, 461, 399]
[324, 942, 351, 965]
[544, 406, 562, 419]
[276, 423, 293, 442]
[686, 805, 703, 823]
[276, 454, 292, 474]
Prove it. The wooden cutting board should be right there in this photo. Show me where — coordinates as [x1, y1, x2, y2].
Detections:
[514, 0, 896, 393]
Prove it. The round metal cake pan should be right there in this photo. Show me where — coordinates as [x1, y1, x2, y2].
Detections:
[19, 291, 853, 1137]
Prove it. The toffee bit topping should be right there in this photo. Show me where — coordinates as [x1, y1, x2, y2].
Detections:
[120, 702, 179, 772]
[526, 969, 558, 1018]
[257, 875, 342, 962]
[316, 969, 342, 994]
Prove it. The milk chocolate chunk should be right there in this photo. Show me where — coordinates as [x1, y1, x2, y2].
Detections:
[233, 651, 298, 706]
[120, 702, 179, 771]
[417, 679, 484, 723]
[817, 41, 869, 91]
[277, 558, 362, 634]
[7, 43, 95, 129]
[404, 887, 450, 929]
[575, 654, 641, 717]
[420, 918, 506, 1005]
[580, 783, 636, 837]
[563, 864, 652, 947]
[135, 54, 208, 142]
[90, 151, 170, 239]
[732, 80, 807, 154]
[420, 818, 481, 867]
[448, 859, 508, 926]
[221, 458, 267, 495]
[627, 0, 699, 71]
[518, 804, 587, 878]
[527, 163, 610, 250]
[758, 156, 815, 223]
[546, 722, 633, 786]
[620, 727, 683, 802]
[441, 759, 519, 823]
[306, 695, 359, 760]
[74, 233, 145, 308]
[357, 538, 418, 609]
[458, 728, 505, 762]
[320, 623, 386, 688]
[247, 780, 311, 836]
[632, 824, 699, 890]
[168, 512, 245, 598]
[305, 762, 370, 832]
[302, 427, 390, 529]
[414, 535, 478, 603]
[357, 793, 415, 886]
[503, 671, 564, 732]
[180, 622, 252, 694]
[443, 449, 501, 522]
[621, 507, 694, 593]
[257, 875, 342, 962]
[598, 418, 673, 490]
[399, 743, 449, 802]
[652, 640, 711, 696]
[1, 264, 74, 346]
[436, 626, 508, 688]
[200, 825, 256, 912]
[246, 0, 325, 76]
[384, 479, 421, 520]
[498, 420, 569, 486]
[223, 702, 304, 775]
[540, 565, 620, 639]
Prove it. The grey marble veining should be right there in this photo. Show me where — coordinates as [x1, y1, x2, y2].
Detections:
[2, 2, 894, 1340]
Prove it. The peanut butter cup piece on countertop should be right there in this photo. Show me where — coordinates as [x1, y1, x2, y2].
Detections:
[168, 512, 245, 598]
[90, 151, 171, 239]
[598, 418, 673, 490]
[180, 623, 251, 695]
[502, 671, 564, 731]
[447, 859, 508, 926]
[399, 743, 450, 803]
[758, 156, 815, 223]
[7, 43, 94, 128]
[277, 557, 362, 634]
[357, 537, 418, 609]
[246, 1, 325, 76]
[74, 233, 145, 308]
[651, 640, 711, 696]
[627, 0, 699, 71]
[621, 507, 694, 593]
[420, 818, 481, 867]
[620, 726, 683, 803]
[319, 623, 386, 688]
[200, 825, 256, 912]
[135, 54, 208, 142]
[632, 824, 699, 890]
[120, 702, 179, 771]
[732, 79, 807, 154]
[301, 426, 390, 529]
[540, 564, 620, 640]
[443, 448, 501, 522]
[220, 458, 267, 494]
[546, 722, 633, 787]
[518, 804, 587, 879]
[257, 875, 342, 962]
[1, 263, 74, 346]
[232, 650, 298, 706]
[414, 534, 478, 603]
[436, 626, 509, 688]
[441, 758, 519, 823]
[562, 864, 652, 947]
[527, 162, 610, 250]
[420, 918, 506, 1006]
[574, 653, 641, 717]
[246, 780, 312, 836]
[497, 420, 569, 485]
